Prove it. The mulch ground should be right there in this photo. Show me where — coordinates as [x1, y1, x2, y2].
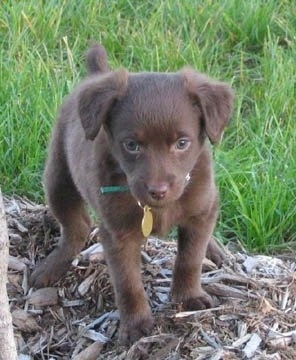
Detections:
[5, 196, 296, 360]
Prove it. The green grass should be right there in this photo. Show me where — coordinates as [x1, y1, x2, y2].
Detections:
[1, 0, 295, 253]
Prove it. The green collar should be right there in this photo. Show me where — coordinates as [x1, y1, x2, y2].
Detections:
[100, 185, 130, 194]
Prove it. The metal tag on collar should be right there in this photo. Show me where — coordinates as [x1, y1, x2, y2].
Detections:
[138, 202, 153, 238]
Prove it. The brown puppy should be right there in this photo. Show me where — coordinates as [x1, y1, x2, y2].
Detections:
[31, 44, 233, 344]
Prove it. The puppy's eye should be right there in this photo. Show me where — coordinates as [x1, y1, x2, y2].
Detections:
[175, 138, 190, 151]
[123, 140, 141, 153]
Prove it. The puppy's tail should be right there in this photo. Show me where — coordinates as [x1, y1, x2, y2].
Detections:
[86, 44, 109, 74]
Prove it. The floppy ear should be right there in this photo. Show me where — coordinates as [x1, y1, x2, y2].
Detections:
[181, 68, 234, 144]
[78, 69, 128, 140]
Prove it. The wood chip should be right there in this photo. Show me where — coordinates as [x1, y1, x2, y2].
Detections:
[200, 328, 220, 349]
[243, 256, 259, 273]
[268, 330, 296, 349]
[11, 218, 28, 233]
[89, 252, 105, 264]
[8, 255, 27, 271]
[82, 329, 109, 343]
[243, 333, 262, 358]
[18, 355, 32, 360]
[80, 243, 104, 262]
[126, 334, 178, 360]
[12, 309, 41, 333]
[281, 288, 290, 310]
[8, 233, 22, 243]
[231, 333, 251, 348]
[205, 282, 253, 299]
[62, 299, 86, 307]
[237, 320, 248, 338]
[260, 298, 277, 314]
[141, 250, 152, 263]
[26, 287, 58, 306]
[72, 341, 105, 360]
[175, 305, 232, 318]
[77, 271, 98, 296]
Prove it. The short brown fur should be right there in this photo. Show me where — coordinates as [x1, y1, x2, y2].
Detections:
[31, 44, 234, 344]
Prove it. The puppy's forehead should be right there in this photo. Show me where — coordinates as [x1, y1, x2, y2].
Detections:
[127, 72, 185, 105]
[111, 72, 200, 138]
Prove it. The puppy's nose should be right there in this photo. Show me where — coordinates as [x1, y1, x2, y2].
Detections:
[147, 183, 169, 200]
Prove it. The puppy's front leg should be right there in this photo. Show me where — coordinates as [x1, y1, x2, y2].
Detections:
[171, 219, 215, 310]
[100, 226, 153, 345]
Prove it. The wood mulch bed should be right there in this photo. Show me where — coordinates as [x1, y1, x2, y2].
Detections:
[5, 196, 296, 360]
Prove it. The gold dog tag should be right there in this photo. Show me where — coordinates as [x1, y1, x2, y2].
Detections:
[141, 205, 153, 238]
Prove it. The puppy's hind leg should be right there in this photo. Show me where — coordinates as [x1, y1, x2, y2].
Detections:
[31, 152, 91, 288]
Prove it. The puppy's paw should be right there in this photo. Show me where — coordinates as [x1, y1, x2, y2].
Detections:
[206, 237, 225, 268]
[173, 288, 214, 311]
[183, 291, 214, 310]
[31, 249, 71, 288]
[119, 312, 154, 345]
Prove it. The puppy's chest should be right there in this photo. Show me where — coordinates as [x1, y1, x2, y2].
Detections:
[151, 206, 181, 237]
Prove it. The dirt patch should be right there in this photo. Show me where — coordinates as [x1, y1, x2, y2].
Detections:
[5, 196, 296, 359]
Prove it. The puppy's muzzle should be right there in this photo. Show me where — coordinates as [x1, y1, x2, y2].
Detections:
[147, 182, 169, 200]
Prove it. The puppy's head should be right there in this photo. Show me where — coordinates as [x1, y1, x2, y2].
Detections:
[78, 58, 233, 208]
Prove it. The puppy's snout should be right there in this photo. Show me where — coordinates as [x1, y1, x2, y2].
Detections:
[147, 183, 169, 200]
